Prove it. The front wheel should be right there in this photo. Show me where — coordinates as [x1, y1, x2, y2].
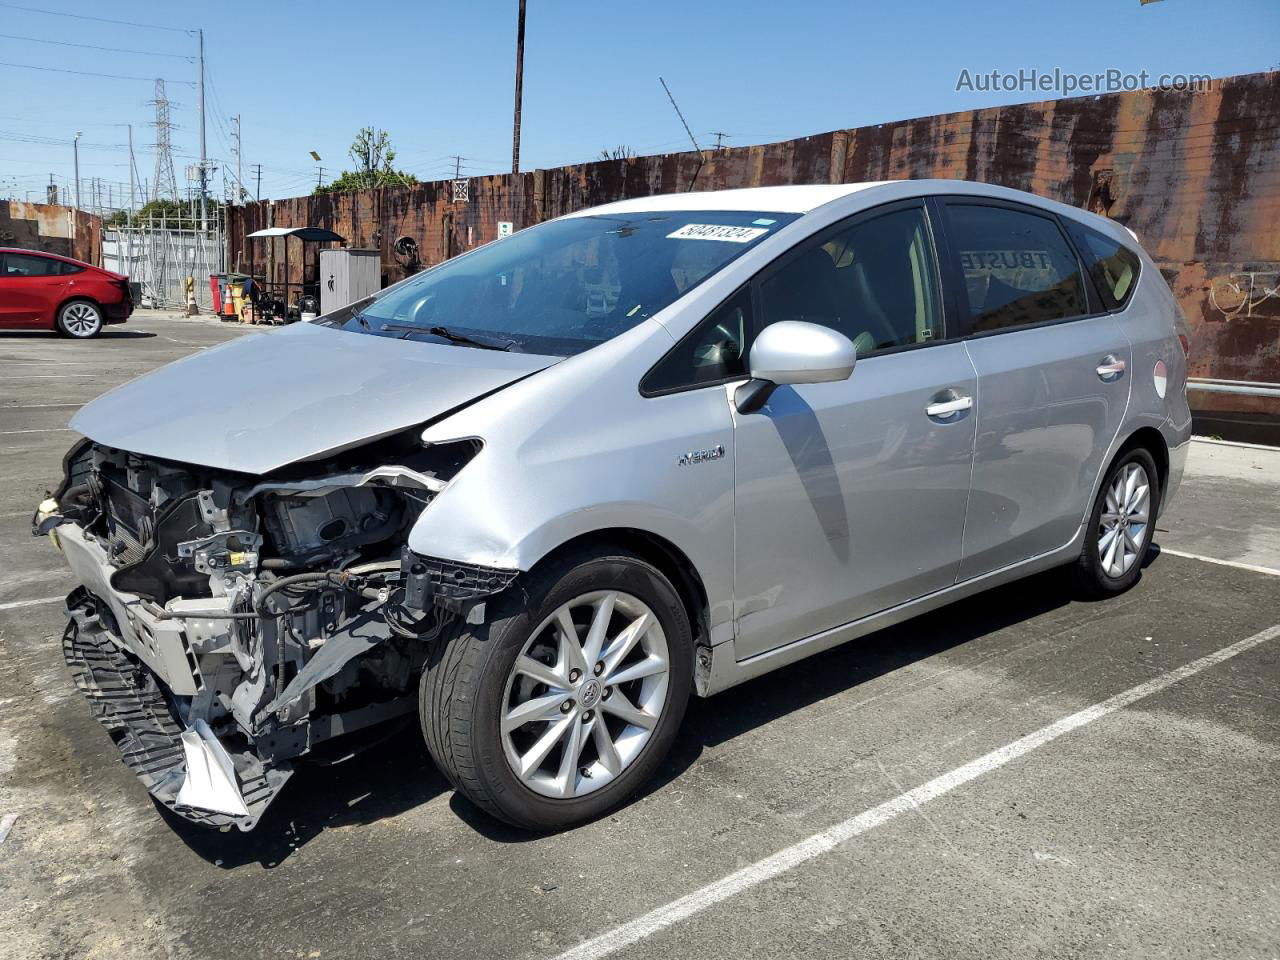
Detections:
[419, 547, 693, 830]
[1074, 447, 1160, 597]
[57, 300, 103, 338]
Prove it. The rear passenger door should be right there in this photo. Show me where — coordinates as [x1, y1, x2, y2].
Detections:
[936, 199, 1132, 580]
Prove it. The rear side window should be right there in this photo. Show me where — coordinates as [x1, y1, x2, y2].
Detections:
[3, 253, 61, 277]
[1065, 222, 1140, 310]
[945, 204, 1087, 333]
[54, 260, 85, 276]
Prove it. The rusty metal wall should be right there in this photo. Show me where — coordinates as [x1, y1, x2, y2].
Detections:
[0, 201, 102, 264]
[228, 71, 1280, 428]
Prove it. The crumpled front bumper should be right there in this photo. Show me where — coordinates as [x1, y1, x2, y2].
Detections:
[62, 587, 291, 831]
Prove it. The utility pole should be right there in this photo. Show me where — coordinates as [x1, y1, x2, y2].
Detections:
[315, 166, 326, 189]
[511, 0, 526, 173]
[252, 163, 262, 202]
[232, 114, 242, 204]
[451, 155, 466, 178]
[72, 131, 81, 209]
[710, 131, 731, 151]
[197, 27, 208, 230]
[127, 124, 136, 222]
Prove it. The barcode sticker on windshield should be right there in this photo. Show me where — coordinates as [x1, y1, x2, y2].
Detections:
[667, 224, 769, 243]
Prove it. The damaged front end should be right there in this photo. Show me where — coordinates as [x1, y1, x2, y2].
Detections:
[35, 435, 515, 830]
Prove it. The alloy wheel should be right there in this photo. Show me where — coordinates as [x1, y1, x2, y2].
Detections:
[62, 303, 102, 337]
[500, 590, 670, 799]
[1098, 462, 1151, 579]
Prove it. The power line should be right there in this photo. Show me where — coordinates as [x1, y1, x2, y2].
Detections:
[0, 32, 193, 58]
[0, 59, 195, 85]
[0, 2, 191, 33]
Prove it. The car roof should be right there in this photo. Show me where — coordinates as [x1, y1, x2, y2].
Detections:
[561, 183, 890, 217]
[0, 248, 93, 267]
[557, 179, 1140, 250]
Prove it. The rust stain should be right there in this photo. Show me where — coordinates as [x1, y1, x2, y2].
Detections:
[228, 70, 1280, 422]
[0, 201, 101, 264]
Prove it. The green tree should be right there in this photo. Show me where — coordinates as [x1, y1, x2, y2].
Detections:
[315, 127, 419, 194]
[104, 198, 214, 227]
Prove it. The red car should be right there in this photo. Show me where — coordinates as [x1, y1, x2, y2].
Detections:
[0, 248, 133, 338]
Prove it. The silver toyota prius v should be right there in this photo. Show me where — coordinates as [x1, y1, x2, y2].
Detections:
[35, 180, 1191, 831]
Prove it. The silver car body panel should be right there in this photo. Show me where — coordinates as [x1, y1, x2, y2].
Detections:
[405, 179, 1191, 693]
[730, 342, 978, 660]
[957, 313, 1133, 580]
[69, 321, 557, 474]
[62, 178, 1191, 703]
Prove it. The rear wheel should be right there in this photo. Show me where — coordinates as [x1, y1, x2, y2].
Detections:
[1075, 447, 1160, 597]
[419, 547, 693, 830]
[57, 300, 103, 338]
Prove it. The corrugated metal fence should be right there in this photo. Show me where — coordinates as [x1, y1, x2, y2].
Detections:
[228, 70, 1280, 431]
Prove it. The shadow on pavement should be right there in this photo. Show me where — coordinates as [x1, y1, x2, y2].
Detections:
[0, 330, 156, 340]
[167, 563, 1142, 859]
[161, 722, 448, 869]
[459, 566, 1080, 843]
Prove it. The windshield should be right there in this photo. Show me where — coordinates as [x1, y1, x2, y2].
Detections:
[317, 210, 798, 355]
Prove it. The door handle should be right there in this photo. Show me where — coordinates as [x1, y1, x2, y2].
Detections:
[1096, 355, 1126, 381]
[925, 395, 973, 419]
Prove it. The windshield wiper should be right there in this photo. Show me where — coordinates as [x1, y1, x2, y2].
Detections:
[381, 323, 518, 352]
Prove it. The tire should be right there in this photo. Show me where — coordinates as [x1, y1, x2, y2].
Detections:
[1074, 447, 1160, 598]
[56, 300, 103, 338]
[419, 546, 693, 830]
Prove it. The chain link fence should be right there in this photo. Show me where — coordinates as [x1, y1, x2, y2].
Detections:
[103, 225, 225, 311]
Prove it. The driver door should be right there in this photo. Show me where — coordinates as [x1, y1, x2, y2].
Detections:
[731, 201, 978, 660]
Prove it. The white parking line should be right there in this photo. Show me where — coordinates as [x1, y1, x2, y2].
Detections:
[0, 428, 73, 436]
[0, 596, 62, 612]
[553, 622, 1280, 960]
[1158, 546, 1280, 578]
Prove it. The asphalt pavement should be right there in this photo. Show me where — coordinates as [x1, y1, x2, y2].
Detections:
[1, 313, 1277, 960]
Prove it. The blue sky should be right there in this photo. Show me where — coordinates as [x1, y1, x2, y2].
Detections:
[1, 0, 1276, 205]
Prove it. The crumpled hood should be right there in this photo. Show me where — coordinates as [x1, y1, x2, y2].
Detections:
[71, 322, 557, 474]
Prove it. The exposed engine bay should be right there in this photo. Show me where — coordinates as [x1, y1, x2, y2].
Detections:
[34, 434, 517, 830]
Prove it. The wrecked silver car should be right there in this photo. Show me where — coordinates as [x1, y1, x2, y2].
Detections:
[35, 182, 1189, 832]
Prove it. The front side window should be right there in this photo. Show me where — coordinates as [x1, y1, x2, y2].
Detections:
[319, 210, 796, 356]
[642, 286, 751, 395]
[1065, 221, 1141, 310]
[946, 204, 1087, 333]
[758, 207, 943, 355]
[3, 253, 61, 277]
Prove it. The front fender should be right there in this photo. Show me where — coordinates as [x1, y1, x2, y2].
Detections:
[404, 323, 738, 633]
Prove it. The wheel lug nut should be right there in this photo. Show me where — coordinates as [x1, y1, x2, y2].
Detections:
[569, 669, 581, 683]
[561, 699, 574, 713]
[582, 710, 593, 722]
[602, 686, 612, 699]
[593, 661, 604, 676]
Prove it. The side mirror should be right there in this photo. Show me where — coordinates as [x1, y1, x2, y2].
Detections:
[736, 321, 857, 413]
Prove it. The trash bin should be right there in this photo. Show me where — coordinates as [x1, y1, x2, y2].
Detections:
[208, 274, 226, 313]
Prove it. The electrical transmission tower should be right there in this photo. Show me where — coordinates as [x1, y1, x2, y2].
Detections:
[149, 78, 179, 203]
